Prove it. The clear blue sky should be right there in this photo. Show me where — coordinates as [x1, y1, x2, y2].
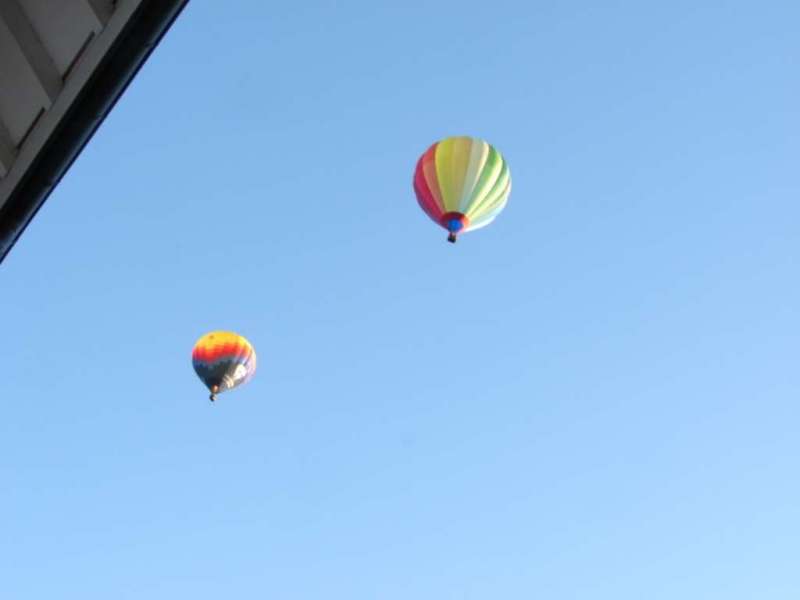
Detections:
[2, 1, 799, 598]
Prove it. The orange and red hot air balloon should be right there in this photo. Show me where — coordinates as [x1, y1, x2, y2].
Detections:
[192, 331, 256, 402]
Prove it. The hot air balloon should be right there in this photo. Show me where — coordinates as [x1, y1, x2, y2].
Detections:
[413, 136, 511, 242]
[192, 331, 256, 402]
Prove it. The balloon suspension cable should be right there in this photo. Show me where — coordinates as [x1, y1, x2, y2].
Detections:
[447, 232, 457, 243]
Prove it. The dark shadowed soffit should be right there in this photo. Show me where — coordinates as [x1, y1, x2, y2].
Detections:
[0, 0, 189, 263]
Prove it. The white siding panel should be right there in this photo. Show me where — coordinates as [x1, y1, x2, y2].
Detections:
[17, 0, 100, 75]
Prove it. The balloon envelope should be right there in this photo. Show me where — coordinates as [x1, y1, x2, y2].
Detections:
[413, 136, 511, 242]
[192, 331, 256, 401]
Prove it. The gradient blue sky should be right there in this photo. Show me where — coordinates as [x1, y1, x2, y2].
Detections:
[2, 1, 799, 598]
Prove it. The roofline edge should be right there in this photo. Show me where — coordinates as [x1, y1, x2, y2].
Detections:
[0, 0, 190, 264]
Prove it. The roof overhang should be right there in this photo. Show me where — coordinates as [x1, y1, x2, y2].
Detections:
[0, 0, 189, 263]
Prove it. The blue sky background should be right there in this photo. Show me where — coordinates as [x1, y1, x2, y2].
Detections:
[2, 1, 799, 598]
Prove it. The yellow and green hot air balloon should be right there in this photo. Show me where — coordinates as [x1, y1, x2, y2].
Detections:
[413, 136, 511, 242]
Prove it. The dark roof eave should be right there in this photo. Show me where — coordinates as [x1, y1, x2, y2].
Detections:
[0, 0, 190, 263]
